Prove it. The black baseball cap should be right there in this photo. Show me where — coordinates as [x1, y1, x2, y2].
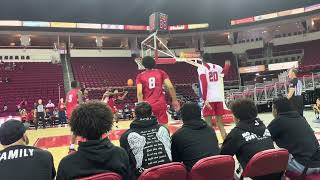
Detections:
[0, 120, 27, 145]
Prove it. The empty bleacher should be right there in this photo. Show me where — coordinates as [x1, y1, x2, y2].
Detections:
[0, 62, 64, 112]
[274, 39, 320, 71]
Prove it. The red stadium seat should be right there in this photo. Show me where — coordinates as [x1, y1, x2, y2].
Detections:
[188, 155, 235, 180]
[138, 162, 187, 180]
[78, 172, 122, 180]
[240, 148, 289, 180]
[286, 169, 320, 180]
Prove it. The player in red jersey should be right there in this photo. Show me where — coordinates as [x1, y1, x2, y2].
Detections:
[136, 56, 180, 124]
[102, 89, 128, 127]
[197, 53, 230, 140]
[66, 81, 83, 153]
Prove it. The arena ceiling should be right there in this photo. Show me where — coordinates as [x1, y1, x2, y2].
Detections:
[0, 0, 318, 30]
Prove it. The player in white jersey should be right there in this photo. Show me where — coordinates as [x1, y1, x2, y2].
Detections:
[197, 53, 230, 140]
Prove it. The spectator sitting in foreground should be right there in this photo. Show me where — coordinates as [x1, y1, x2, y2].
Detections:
[171, 102, 220, 171]
[221, 98, 280, 180]
[0, 120, 56, 180]
[120, 102, 172, 179]
[268, 97, 320, 175]
[57, 101, 131, 180]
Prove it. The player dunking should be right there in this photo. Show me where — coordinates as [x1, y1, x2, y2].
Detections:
[136, 56, 180, 125]
[198, 53, 230, 140]
[66, 81, 83, 153]
[102, 89, 128, 127]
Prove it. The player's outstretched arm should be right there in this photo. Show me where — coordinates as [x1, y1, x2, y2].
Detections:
[101, 91, 110, 101]
[118, 91, 128, 100]
[164, 79, 180, 111]
[137, 84, 144, 102]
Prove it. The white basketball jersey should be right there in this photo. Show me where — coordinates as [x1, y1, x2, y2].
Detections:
[197, 63, 224, 102]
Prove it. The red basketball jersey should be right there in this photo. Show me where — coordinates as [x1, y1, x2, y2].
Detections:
[136, 69, 169, 109]
[66, 88, 79, 118]
[103, 95, 117, 113]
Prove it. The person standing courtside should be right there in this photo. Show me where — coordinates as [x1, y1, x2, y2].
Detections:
[35, 99, 46, 130]
[66, 81, 83, 153]
[287, 68, 304, 116]
[197, 53, 230, 140]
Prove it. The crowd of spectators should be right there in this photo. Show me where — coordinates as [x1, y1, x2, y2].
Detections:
[1, 98, 320, 180]
[13, 98, 67, 129]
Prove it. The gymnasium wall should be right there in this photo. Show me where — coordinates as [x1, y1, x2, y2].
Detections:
[70, 49, 132, 58]
[0, 49, 60, 62]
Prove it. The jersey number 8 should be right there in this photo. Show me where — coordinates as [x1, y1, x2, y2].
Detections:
[149, 77, 156, 89]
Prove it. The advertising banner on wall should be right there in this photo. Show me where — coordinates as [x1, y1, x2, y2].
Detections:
[169, 25, 188, 30]
[23, 21, 50, 27]
[187, 23, 209, 29]
[124, 25, 148, 30]
[50, 22, 77, 28]
[239, 65, 266, 74]
[0, 20, 22, 26]
[231, 17, 254, 25]
[102, 24, 124, 30]
[268, 61, 299, 71]
[305, 3, 320, 12]
[76, 23, 101, 29]
[254, 13, 278, 21]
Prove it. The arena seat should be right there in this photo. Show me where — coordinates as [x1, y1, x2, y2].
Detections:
[138, 162, 187, 180]
[240, 148, 289, 180]
[188, 155, 235, 180]
[286, 170, 320, 180]
[0, 62, 64, 112]
[78, 172, 122, 180]
[274, 39, 320, 71]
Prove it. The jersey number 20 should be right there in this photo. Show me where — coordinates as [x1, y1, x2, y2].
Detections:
[149, 77, 156, 89]
[209, 71, 218, 82]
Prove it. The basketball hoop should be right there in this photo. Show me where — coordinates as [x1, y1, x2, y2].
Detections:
[136, 31, 203, 69]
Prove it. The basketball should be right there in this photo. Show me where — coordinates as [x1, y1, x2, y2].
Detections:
[127, 79, 134, 86]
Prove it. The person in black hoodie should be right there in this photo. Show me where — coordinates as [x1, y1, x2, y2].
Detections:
[120, 102, 172, 179]
[171, 102, 220, 171]
[220, 98, 280, 180]
[57, 101, 131, 180]
[268, 97, 320, 175]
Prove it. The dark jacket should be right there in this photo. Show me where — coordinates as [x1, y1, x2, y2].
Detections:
[171, 119, 220, 171]
[57, 138, 131, 180]
[0, 145, 55, 180]
[268, 111, 320, 167]
[120, 116, 172, 179]
[221, 118, 274, 168]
